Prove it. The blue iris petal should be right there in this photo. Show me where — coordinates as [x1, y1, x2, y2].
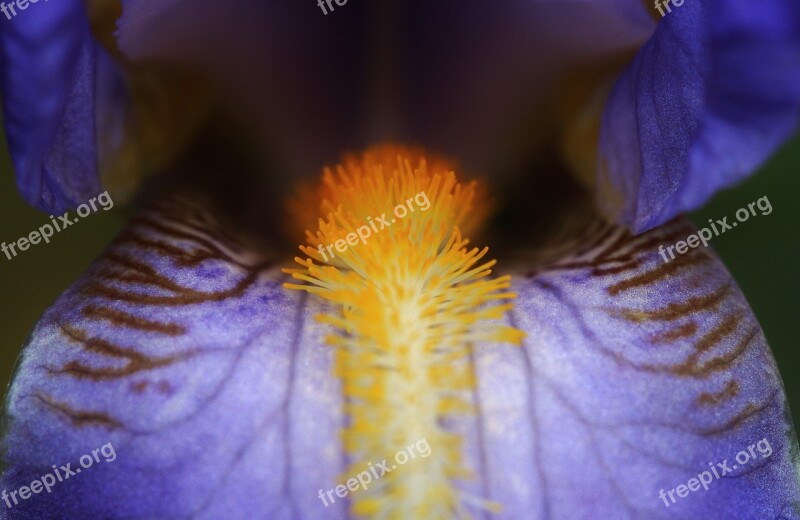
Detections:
[2, 196, 797, 518]
[0, 1, 121, 214]
[599, 0, 800, 233]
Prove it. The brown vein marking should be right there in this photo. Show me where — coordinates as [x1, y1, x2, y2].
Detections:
[151, 199, 246, 250]
[82, 305, 186, 336]
[591, 257, 644, 276]
[689, 315, 741, 358]
[173, 216, 245, 252]
[649, 321, 699, 344]
[593, 229, 635, 260]
[535, 225, 693, 276]
[81, 264, 266, 306]
[590, 219, 691, 261]
[132, 214, 229, 250]
[53, 323, 187, 380]
[610, 284, 731, 322]
[696, 380, 740, 407]
[101, 252, 160, 276]
[608, 224, 694, 259]
[689, 326, 759, 376]
[624, 319, 757, 378]
[131, 214, 246, 267]
[34, 393, 123, 429]
[606, 249, 711, 296]
[89, 250, 269, 305]
[571, 225, 616, 257]
[698, 391, 778, 436]
[100, 272, 183, 291]
[130, 380, 174, 395]
[96, 253, 208, 295]
[116, 230, 221, 267]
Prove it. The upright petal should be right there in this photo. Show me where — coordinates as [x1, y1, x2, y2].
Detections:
[599, 0, 800, 232]
[0, 0, 124, 213]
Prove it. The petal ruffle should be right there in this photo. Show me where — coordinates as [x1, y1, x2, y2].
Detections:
[0, 1, 124, 213]
[599, 0, 800, 232]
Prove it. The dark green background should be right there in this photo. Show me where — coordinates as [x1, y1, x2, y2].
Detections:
[0, 132, 798, 429]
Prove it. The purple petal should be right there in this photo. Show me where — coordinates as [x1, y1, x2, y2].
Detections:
[457, 215, 800, 518]
[2, 194, 798, 518]
[0, 0, 124, 213]
[599, 0, 800, 232]
[1, 195, 346, 519]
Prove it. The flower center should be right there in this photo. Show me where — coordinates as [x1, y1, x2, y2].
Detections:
[285, 144, 523, 518]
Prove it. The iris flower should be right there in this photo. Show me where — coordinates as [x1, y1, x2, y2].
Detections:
[2, 1, 800, 519]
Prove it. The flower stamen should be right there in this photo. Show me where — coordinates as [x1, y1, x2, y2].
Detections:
[284, 144, 523, 519]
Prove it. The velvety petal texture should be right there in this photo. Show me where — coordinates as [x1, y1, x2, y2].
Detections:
[599, 0, 800, 232]
[0, 0, 125, 213]
[2, 192, 798, 518]
[463, 216, 800, 518]
[0, 195, 349, 519]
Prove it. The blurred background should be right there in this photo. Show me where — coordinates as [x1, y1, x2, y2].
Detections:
[0, 128, 799, 430]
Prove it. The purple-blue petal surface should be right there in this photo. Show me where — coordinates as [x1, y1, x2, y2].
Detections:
[0, 0, 123, 214]
[460, 215, 800, 518]
[2, 192, 797, 518]
[599, 0, 800, 232]
[1, 195, 347, 519]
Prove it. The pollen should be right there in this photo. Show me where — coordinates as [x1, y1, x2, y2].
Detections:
[284, 144, 524, 519]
